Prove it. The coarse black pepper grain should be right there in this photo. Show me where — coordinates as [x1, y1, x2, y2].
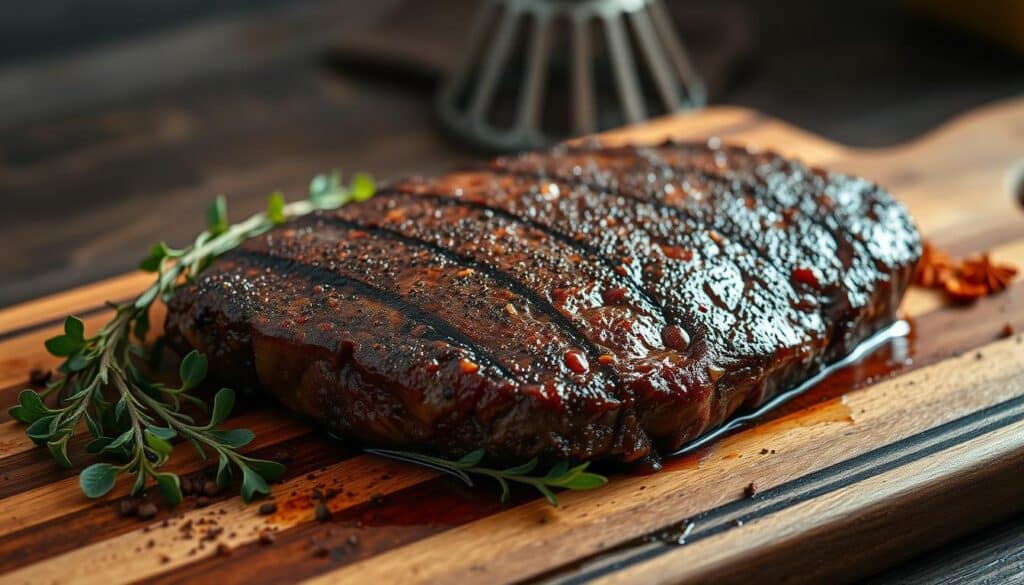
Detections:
[314, 500, 332, 522]
[258, 530, 276, 545]
[28, 368, 52, 387]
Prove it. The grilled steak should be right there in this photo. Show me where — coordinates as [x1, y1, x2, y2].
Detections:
[165, 141, 921, 464]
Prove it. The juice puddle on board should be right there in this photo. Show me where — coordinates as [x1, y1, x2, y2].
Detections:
[662, 320, 913, 465]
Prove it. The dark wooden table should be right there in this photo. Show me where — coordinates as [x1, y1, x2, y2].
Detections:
[1, 0, 1022, 581]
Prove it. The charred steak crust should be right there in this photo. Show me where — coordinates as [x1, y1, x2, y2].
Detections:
[165, 141, 921, 464]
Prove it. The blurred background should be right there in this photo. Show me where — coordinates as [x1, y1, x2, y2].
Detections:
[1, 0, 1023, 308]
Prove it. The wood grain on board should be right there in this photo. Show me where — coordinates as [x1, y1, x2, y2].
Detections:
[0, 98, 1022, 585]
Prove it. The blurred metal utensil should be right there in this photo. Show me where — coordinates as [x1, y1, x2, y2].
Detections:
[437, 0, 706, 151]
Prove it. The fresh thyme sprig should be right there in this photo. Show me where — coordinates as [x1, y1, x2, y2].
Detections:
[9, 171, 376, 504]
[366, 448, 608, 506]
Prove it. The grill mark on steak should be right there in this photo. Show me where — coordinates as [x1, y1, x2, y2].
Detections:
[228, 249, 518, 382]
[318, 213, 634, 376]
[244, 219, 625, 410]
[485, 165, 791, 297]
[362, 188, 672, 326]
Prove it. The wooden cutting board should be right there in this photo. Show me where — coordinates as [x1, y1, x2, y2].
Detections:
[0, 98, 1022, 585]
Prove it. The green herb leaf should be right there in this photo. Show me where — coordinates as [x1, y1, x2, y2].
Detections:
[206, 195, 229, 235]
[85, 437, 113, 454]
[153, 472, 183, 506]
[504, 458, 540, 476]
[80, 463, 118, 498]
[84, 411, 102, 437]
[545, 459, 569, 479]
[456, 449, 485, 468]
[9, 389, 54, 423]
[309, 171, 341, 203]
[208, 388, 235, 427]
[497, 476, 511, 503]
[216, 455, 231, 488]
[133, 310, 151, 341]
[139, 242, 172, 272]
[267, 191, 286, 224]
[131, 469, 147, 496]
[144, 429, 174, 456]
[64, 316, 85, 341]
[66, 351, 89, 372]
[44, 334, 82, 357]
[556, 471, 607, 491]
[209, 428, 254, 448]
[349, 173, 376, 202]
[242, 458, 286, 482]
[178, 350, 208, 390]
[7, 406, 30, 423]
[240, 465, 271, 502]
[114, 396, 128, 423]
[537, 484, 558, 507]
[26, 415, 57, 444]
[104, 429, 134, 453]
[146, 426, 177, 441]
[47, 433, 73, 468]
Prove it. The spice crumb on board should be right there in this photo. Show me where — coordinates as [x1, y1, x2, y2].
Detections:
[259, 502, 278, 515]
[314, 500, 333, 522]
[912, 241, 1019, 302]
[28, 367, 52, 386]
[743, 482, 758, 498]
[1001, 323, 1015, 338]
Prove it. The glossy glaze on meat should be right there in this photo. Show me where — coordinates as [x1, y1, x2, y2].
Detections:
[165, 141, 921, 464]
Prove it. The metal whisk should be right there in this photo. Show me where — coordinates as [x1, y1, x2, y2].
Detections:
[437, 0, 706, 151]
